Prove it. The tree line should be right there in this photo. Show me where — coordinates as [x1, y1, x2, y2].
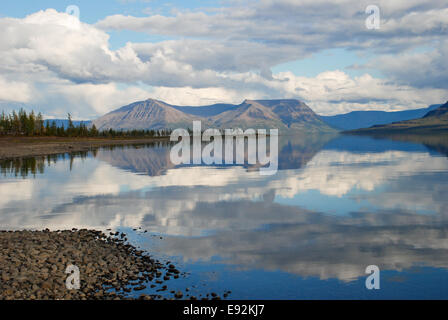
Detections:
[0, 109, 172, 138]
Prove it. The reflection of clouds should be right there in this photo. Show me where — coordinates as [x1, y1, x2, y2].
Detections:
[273, 151, 448, 197]
[155, 203, 448, 281]
[0, 159, 155, 230]
[0, 180, 33, 207]
[1, 143, 448, 282]
[154, 167, 250, 187]
[100, 147, 448, 200]
[2, 188, 311, 236]
[65, 164, 152, 195]
[1, 147, 448, 232]
[357, 171, 448, 216]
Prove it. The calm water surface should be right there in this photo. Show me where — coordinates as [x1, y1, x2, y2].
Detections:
[1, 134, 448, 299]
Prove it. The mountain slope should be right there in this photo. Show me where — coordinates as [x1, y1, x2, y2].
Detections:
[320, 104, 441, 130]
[423, 102, 448, 118]
[93, 99, 205, 131]
[346, 101, 448, 134]
[213, 100, 281, 128]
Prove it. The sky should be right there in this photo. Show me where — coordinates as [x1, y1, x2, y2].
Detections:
[0, 0, 447, 119]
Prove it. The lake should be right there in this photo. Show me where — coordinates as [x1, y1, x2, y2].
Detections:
[1, 134, 448, 299]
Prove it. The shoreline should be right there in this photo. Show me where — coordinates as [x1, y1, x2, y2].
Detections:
[0, 136, 170, 160]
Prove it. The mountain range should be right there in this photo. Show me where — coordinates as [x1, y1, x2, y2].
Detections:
[346, 101, 448, 134]
[92, 98, 335, 134]
[4, 98, 446, 134]
[321, 104, 442, 130]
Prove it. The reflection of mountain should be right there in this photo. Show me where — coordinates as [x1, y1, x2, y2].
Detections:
[276, 134, 335, 170]
[353, 134, 448, 158]
[94, 135, 336, 176]
[336, 131, 448, 158]
[323, 134, 430, 153]
[96, 145, 175, 176]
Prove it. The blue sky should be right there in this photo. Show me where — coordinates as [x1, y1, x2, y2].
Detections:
[0, 0, 446, 119]
[0, 0, 225, 23]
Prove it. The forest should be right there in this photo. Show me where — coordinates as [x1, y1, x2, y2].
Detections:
[0, 109, 172, 138]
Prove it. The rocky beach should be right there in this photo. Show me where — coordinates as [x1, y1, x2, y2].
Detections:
[0, 229, 186, 300]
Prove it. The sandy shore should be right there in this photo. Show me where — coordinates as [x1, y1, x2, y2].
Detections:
[0, 229, 185, 300]
[0, 136, 170, 160]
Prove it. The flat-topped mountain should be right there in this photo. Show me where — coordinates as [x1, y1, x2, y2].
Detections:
[213, 99, 333, 132]
[93, 98, 336, 133]
[212, 100, 282, 129]
[254, 99, 322, 126]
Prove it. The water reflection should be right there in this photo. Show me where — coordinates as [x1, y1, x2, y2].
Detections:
[0, 152, 90, 178]
[0, 135, 334, 178]
[0, 157, 46, 178]
[1, 134, 448, 291]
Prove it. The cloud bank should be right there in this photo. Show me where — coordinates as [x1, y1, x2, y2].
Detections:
[0, 1, 446, 118]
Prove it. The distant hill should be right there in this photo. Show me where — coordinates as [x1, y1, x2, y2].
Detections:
[0, 101, 92, 129]
[44, 119, 91, 128]
[346, 101, 448, 134]
[320, 104, 441, 130]
[93, 98, 336, 133]
[423, 102, 448, 118]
